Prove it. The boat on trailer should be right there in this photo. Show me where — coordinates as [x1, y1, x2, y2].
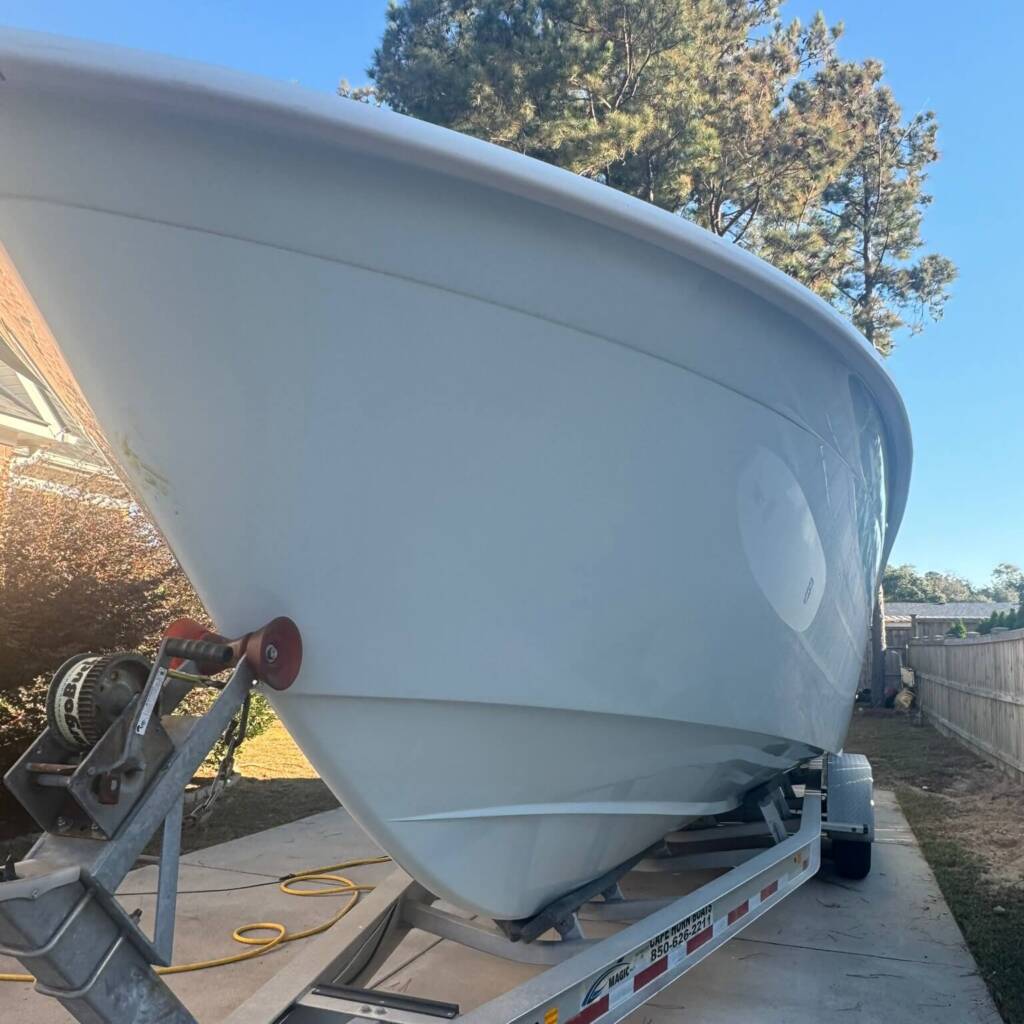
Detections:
[0, 29, 910, 923]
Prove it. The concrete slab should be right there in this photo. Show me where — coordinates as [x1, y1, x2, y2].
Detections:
[370, 793, 999, 1023]
[0, 792, 1001, 1024]
[181, 807, 385, 879]
[0, 808, 393, 1024]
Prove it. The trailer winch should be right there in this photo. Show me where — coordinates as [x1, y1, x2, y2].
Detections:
[46, 652, 152, 752]
[0, 614, 302, 1022]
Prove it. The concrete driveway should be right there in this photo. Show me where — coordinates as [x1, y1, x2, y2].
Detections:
[0, 791, 1001, 1023]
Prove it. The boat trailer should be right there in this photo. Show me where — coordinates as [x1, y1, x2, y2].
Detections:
[0, 622, 875, 1024]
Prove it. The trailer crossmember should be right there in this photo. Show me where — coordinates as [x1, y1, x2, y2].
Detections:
[224, 784, 828, 1024]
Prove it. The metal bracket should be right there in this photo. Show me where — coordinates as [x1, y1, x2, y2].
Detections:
[758, 786, 791, 844]
[34, 929, 127, 1000]
[5, 699, 175, 838]
[822, 820, 870, 836]
[495, 844, 653, 943]
[0, 659, 257, 1024]
[300, 983, 459, 1022]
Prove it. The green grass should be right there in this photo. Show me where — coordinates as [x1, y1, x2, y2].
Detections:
[897, 785, 1024, 1022]
[847, 710, 1024, 1022]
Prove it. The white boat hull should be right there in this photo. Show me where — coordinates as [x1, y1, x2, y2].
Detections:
[0, 31, 910, 919]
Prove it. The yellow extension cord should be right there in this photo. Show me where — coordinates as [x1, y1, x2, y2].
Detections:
[0, 854, 392, 984]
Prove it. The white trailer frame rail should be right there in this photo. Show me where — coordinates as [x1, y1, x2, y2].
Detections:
[226, 781, 843, 1024]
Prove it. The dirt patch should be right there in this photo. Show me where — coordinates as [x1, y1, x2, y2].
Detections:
[179, 720, 339, 854]
[847, 709, 1024, 1022]
[848, 709, 1024, 886]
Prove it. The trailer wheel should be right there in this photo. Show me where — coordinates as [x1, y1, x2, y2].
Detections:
[833, 839, 871, 880]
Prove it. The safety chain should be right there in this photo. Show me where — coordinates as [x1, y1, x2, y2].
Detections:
[184, 692, 252, 827]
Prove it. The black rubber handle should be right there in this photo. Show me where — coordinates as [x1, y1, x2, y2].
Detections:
[164, 637, 233, 665]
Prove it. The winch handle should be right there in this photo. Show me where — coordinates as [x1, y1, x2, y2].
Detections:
[163, 637, 234, 666]
[161, 616, 302, 689]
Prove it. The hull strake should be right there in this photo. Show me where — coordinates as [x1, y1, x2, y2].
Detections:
[0, 33, 906, 918]
[288, 697, 816, 918]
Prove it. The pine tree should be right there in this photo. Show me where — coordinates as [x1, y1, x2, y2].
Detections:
[805, 63, 957, 353]
[362, 1, 957, 355]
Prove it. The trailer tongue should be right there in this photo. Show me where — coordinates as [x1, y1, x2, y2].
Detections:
[0, 617, 874, 1024]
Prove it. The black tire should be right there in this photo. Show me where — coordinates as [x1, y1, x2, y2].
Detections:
[833, 839, 871, 879]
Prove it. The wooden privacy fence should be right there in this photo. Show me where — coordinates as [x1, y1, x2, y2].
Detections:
[908, 630, 1024, 778]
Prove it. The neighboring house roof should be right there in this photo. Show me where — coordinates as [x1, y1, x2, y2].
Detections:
[885, 601, 1017, 623]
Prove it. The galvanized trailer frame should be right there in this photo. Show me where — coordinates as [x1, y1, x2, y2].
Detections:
[232, 795, 821, 1024]
[225, 753, 873, 1024]
[1, 639, 875, 1024]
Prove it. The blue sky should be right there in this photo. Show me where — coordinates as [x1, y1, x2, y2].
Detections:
[1, 1, 1019, 586]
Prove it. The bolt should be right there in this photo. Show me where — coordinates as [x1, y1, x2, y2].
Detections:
[265, 644, 279, 664]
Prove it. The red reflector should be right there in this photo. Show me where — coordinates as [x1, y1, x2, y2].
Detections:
[760, 880, 779, 901]
[633, 956, 668, 991]
[569, 995, 609, 1024]
[686, 925, 713, 954]
[727, 900, 749, 925]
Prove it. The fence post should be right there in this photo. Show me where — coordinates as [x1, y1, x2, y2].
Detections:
[871, 585, 886, 707]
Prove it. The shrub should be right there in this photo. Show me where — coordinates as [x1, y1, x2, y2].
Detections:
[176, 688, 277, 768]
[0, 677, 49, 796]
[0, 454, 275, 806]
[0, 461, 205, 696]
[946, 619, 967, 639]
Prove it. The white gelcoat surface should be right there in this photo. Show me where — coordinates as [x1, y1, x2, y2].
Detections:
[0, 30, 911, 918]
[737, 447, 827, 632]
